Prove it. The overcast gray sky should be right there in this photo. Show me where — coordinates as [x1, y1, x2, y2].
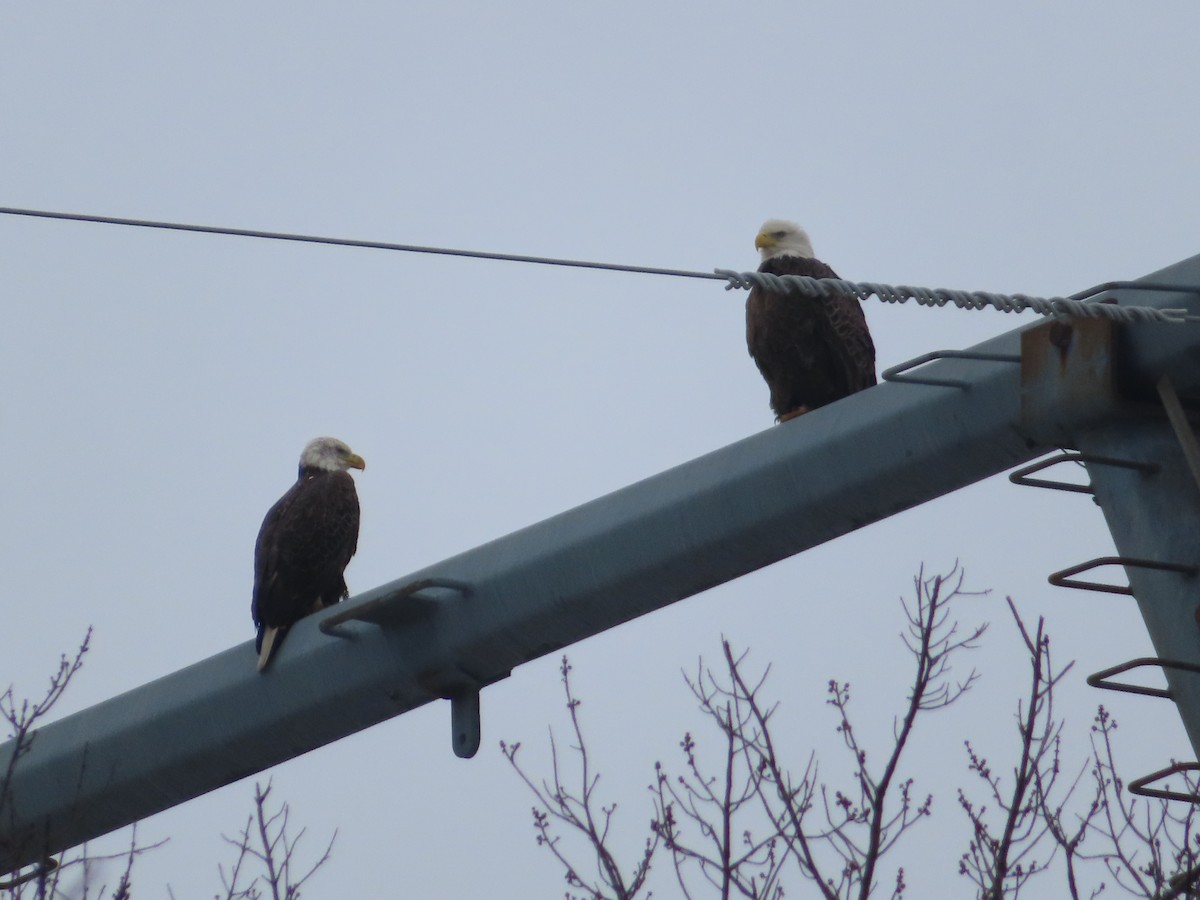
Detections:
[3, 2, 1200, 896]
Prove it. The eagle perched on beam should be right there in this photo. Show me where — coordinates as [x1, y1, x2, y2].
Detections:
[746, 219, 876, 421]
[252, 437, 365, 672]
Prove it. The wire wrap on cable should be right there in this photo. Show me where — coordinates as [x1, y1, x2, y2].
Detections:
[716, 269, 1195, 324]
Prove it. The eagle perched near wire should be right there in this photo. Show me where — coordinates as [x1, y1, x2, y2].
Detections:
[252, 437, 365, 672]
[746, 219, 876, 421]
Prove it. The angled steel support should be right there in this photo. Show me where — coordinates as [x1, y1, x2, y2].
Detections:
[1014, 273, 1200, 762]
[1077, 420, 1200, 752]
[2, 255, 1199, 872]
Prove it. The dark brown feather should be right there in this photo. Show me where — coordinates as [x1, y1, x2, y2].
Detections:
[746, 255, 876, 420]
[252, 467, 360, 664]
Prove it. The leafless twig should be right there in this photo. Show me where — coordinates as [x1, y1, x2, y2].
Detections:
[654, 563, 986, 899]
[957, 600, 1073, 898]
[501, 657, 659, 900]
[216, 780, 336, 900]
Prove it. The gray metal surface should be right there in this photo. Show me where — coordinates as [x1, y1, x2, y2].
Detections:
[1, 254, 1199, 873]
[1080, 421, 1200, 754]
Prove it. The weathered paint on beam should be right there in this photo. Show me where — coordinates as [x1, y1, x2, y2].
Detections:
[1, 254, 1198, 873]
[1080, 422, 1200, 756]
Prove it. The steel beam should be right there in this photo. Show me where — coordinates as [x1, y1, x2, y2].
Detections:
[1, 255, 1199, 873]
[1078, 420, 1200, 753]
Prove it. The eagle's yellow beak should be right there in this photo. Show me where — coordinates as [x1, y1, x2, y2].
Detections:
[754, 231, 774, 252]
[346, 453, 366, 471]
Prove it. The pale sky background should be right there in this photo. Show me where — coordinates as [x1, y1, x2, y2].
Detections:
[3, 2, 1200, 896]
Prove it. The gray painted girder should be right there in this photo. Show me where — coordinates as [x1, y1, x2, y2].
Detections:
[1080, 422, 1200, 755]
[1, 254, 1199, 873]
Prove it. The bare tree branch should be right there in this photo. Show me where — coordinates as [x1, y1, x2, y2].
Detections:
[653, 563, 984, 898]
[1046, 706, 1200, 899]
[214, 779, 335, 900]
[957, 600, 1071, 898]
[502, 657, 659, 900]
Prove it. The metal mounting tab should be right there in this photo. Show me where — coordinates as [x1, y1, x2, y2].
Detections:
[450, 689, 482, 759]
[415, 666, 493, 760]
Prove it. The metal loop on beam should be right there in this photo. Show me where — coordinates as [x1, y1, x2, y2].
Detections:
[1129, 762, 1200, 803]
[1048, 556, 1200, 596]
[1086, 657, 1200, 700]
[1070, 280, 1200, 303]
[881, 350, 1020, 389]
[319, 577, 473, 638]
[1008, 452, 1160, 495]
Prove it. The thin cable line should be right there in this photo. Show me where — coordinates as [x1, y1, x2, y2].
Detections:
[3, 206, 1196, 323]
[0, 206, 726, 281]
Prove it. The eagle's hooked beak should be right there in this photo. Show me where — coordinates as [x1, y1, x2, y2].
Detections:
[754, 231, 774, 252]
[346, 453, 366, 471]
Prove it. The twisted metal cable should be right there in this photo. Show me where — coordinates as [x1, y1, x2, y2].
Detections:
[716, 269, 1198, 324]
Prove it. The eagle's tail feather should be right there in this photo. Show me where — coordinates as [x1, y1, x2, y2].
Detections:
[257, 626, 283, 672]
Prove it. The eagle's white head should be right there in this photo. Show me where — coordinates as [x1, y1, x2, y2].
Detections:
[755, 219, 815, 262]
[299, 437, 366, 474]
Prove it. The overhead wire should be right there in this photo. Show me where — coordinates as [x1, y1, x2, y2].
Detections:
[0, 206, 725, 281]
[2, 206, 1196, 324]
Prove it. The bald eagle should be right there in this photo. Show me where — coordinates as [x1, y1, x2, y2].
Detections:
[252, 437, 365, 672]
[746, 220, 876, 421]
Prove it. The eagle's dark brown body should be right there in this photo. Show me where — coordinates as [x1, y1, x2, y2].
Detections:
[746, 254, 876, 420]
[252, 465, 360, 666]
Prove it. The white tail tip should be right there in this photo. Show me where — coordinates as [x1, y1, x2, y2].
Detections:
[257, 628, 279, 672]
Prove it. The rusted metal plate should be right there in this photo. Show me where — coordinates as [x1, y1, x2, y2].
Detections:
[1021, 316, 1121, 447]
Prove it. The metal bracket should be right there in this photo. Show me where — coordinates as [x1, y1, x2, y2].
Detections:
[1048, 556, 1200, 595]
[881, 350, 1020, 388]
[317, 579, 489, 759]
[1129, 761, 1200, 803]
[1008, 452, 1159, 495]
[319, 577, 473, 638]
[1086, 657, 1200, 700]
